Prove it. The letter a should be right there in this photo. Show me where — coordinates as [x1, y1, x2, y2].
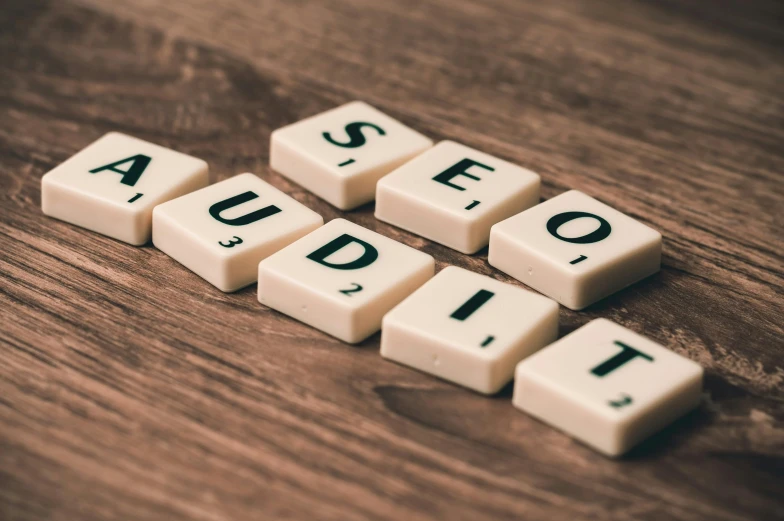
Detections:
[89, 154, 152, 187]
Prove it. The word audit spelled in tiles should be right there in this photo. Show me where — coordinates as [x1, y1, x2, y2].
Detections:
[381, 266, 559, 394]
[376, 141, 541, 254]
[258, 219, 435, 343]
[153, 173, 323, 292]
[513, 319, 703, 456]
[42, 132, 208, 245]
[270, 101, 433, 210]
[490, 190, 662, 310]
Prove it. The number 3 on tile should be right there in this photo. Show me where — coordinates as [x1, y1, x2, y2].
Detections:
[218, 236, 243, 248]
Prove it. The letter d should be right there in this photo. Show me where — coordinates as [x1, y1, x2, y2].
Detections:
[306, 234, 379, 270]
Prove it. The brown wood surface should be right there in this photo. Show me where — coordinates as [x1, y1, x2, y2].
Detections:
[1, 0, 783, 520]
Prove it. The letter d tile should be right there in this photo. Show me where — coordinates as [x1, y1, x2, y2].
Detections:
[257, 219, 435, 343]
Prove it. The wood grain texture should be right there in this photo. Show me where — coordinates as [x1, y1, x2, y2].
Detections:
[1, 0, 783, 520]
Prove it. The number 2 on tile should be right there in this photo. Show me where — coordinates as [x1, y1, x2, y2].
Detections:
[339, 283, 363, 296]
[608, 393, 633, 408]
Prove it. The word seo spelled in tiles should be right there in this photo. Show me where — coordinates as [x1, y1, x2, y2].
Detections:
[513, 319, 703, 456]
[490, 190, 662, 310]
[153, 174, 323, 292]
[39, 101, 702, 458]
[42, 132, 208, 245]
[258, 219, 434, 344]
[270, 101, 433, 210]
[381, 266, 559, 394]
[376, 140, 540, 254]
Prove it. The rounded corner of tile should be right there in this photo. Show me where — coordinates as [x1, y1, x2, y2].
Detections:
[101, 130, 128, 141]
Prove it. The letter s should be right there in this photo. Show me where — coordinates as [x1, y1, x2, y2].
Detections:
[322, 122, 386, 148]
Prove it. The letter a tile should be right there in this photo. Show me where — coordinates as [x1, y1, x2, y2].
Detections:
[513, 318, 703, 456]
[42, 132, 208, 245]
[258, 219, 435, 343]
[153, 174, 322, 292]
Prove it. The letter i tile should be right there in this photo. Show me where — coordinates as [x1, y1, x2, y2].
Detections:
[257, 219, 435, 343]
[153, 173, 323, 292]
[512, 318, 703, 456]
[381, 266, 559, 394]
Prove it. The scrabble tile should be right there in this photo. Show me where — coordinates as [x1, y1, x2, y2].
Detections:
[258, 219, 434, 343]
[513, 318, 703, 457]
[41, 132, 208, 245]
[381, 266, 559, 394]
[153, 173, 323, 292]
[270, 101, 433, 210]
[376, 141, 540, 254]
[489, 190, 661, 310]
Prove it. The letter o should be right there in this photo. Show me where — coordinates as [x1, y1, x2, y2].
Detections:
[546, 211, 612, 244]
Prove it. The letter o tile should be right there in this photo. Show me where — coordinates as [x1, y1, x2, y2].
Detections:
[489, 190, 661, 310]
[42, 132, 208, 245]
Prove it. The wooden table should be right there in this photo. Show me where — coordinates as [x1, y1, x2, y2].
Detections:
[2, 1, 782, 519]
